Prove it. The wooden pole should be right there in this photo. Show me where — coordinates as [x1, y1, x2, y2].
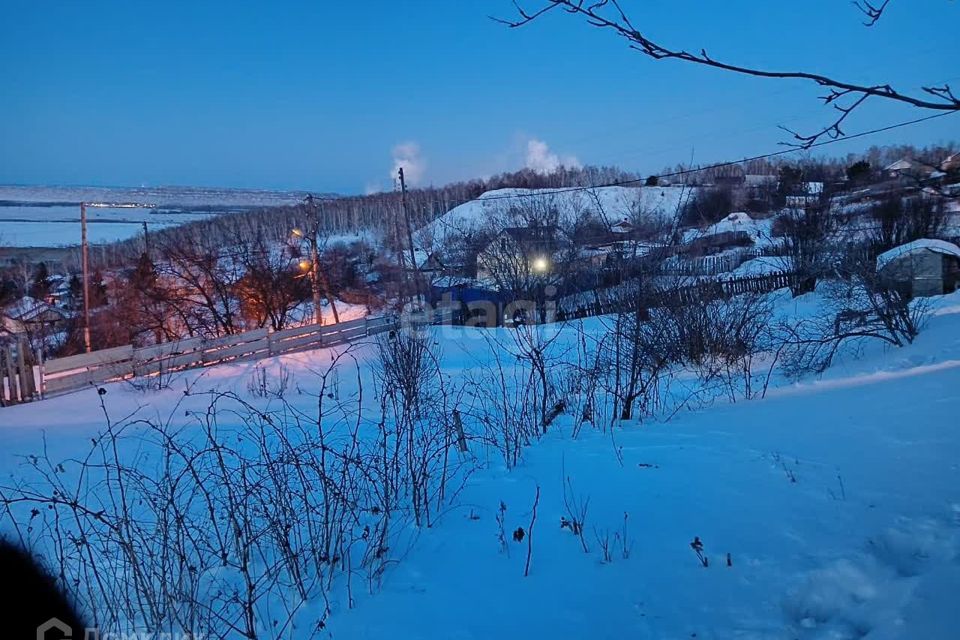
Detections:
[142, 221, 150, 256]
[310, 232, 323, 326]
[398, 167, 421, 305]
[81, 202, 92, 352]
[305, 197, 340, 325]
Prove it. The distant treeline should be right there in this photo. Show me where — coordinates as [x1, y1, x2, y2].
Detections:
[661, 143, 957, 184]
[89, 165, 641, 268]
[85, 141, 957, 269]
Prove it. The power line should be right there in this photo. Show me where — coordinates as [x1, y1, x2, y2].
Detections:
[471, 111, 958, 203]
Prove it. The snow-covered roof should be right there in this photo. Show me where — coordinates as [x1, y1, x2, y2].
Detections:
[2, 296, 53, 322]
[876, 239, 960, 271]
[685, 212, 768, 239]
[885, 158, 920, 172]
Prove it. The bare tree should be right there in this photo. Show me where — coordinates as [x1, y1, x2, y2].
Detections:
[775, 200, 839, 295]
[870, 194, 948, 253]
[153, 236, 243, 337]
[234, 232, 310, 331]
[780, 255, 928, 376]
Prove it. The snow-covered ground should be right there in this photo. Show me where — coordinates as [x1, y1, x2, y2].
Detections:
[721, 255, 791, 279]
[1, 289, 958, 639]
[417, 186, 695, 247]
[0, 185, 309, 247]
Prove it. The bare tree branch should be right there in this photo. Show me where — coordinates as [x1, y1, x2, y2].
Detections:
[853, 0, 892, 26]
[497, 0, 958, 147]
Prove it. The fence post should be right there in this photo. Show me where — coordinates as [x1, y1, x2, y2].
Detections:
[16, 339, 34, 400]
[451, 409, 469, 454]
[0, 348, 9, 406]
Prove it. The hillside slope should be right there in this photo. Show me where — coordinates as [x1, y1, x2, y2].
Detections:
[417, 185, 695, 247]
[1, 291, 958, 639]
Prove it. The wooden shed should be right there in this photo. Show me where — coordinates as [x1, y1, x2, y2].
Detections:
[876, 239, 960, 298]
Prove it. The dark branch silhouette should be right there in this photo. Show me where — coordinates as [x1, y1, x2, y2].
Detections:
[495, 0, 958, 148]
[853, 0, 892, 26]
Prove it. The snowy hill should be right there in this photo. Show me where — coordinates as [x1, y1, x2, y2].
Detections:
[417, 185, 695, 247]
[1, 288, 959, 638]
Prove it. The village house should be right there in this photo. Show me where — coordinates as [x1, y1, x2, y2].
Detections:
[884, 158, 935, 181]
[681, 211, 767, 258]
[876, 239, 960, 298]
[1, 296, 71, 345]
[784, 181, 824, 208]
[941, 152, 960, 174]
[475, 225, 567, 283]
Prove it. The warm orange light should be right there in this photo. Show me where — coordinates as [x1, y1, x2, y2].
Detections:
[298, 259, 312, 271]
[292, 228, 304, 238]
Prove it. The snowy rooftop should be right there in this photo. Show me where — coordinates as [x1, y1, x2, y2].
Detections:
[876, 238, 960, 270]
[2, 295, 54, 321]
[684, 212, 776, 246]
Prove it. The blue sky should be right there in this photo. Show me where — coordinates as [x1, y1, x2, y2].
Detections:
[1, 0, 957, 193]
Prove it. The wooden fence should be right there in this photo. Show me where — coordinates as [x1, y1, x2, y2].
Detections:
[24, 314, 407, 402]
[1, 339, 41, 407]
[657, 248, 764, 276]
[558, 271, 797, 320]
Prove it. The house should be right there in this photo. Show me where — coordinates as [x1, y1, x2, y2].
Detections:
[685, 230, 754, 257]
[681, 211, 771, 258]
[876, 239, 960, 297]
[476, 225, 566, 284]
[884, 158, 935, 180]
[411, 248, 446, 274]
[785, 182, 824, 208]
[1, 296, 71, 337]
[941, 152, 960, 174]
[45, 274, 73, 308]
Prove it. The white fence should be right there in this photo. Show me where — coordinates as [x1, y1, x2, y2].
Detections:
[36, 314, 404, 399]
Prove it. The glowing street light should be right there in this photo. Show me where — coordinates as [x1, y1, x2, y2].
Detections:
[532, 256, 550, 273]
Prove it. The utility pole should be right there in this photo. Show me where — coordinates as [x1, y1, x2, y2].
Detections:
[310, 231, 323, 326]
[398, 167, 421, 306]
[142, 221, 150, 257]
[80, 203, 92, 353]
[303, 195, 340, 325]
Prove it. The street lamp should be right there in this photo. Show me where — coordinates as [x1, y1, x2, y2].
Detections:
[532, 256, 550, 273]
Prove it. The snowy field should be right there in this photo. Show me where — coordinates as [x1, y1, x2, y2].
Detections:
[1, 289, 959, 638]
[0, 185, 308, 247]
